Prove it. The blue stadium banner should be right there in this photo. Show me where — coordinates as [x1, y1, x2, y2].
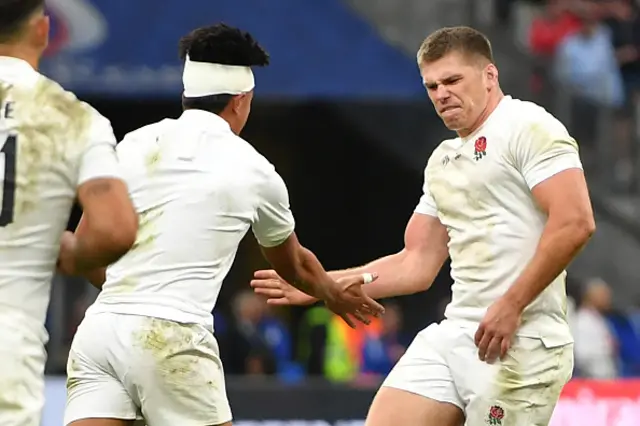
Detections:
[40, 0, 424, 99]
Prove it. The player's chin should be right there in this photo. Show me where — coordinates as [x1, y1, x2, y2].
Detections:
[441, 118, 464, 131]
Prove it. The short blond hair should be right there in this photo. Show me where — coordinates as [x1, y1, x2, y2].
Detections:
[417, 26, 494, 65]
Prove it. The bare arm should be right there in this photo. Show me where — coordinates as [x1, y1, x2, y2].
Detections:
[260, 232, 336, 300]
[332, 213, 449, 298]
[252, 212, 450, 304]
[69, 214, 107, 289]
[502, 168, 594, 312]
[72, 178, 138, 272]
[57, 110, 138, 275]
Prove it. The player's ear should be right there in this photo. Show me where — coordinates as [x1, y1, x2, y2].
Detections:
[484, 63, 498, 90]
[230, 94, 245, 114]
[30, 13, 50, 51]
[231, 92, 253, 115]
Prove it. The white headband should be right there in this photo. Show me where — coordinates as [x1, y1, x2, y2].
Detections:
[182, 54, 255, 97]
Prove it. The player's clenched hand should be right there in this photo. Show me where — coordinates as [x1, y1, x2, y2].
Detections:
[251, 270, 318, 306]
[474, 297, 521, 364]
[56, 231, 78, 275]
[323, 273, 385, 328]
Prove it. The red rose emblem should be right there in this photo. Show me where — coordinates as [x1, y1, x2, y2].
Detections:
[489, 406, 504, 420]
[474, 136, 487, 153]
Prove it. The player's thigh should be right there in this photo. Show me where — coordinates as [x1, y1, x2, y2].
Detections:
[366, 387, 464, 426]
[459, 337, 573, 426]
[0, 317, 46, 426]
[367, 323, 465, 426]
[65, 315, 139, 425]
[128, 317, 232, 426]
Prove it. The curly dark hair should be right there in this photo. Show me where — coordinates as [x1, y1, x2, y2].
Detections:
[178, 23, 269, 67]
[179, 23, 269, 113]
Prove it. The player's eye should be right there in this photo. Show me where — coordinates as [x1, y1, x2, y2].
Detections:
[443, 77, 461, 86]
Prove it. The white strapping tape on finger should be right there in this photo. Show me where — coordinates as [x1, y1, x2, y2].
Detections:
[362, 273, 374, 284]
[182, 54, 255, 97]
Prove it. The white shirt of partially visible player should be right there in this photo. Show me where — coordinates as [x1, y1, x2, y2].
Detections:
[0, 56, 121, 339]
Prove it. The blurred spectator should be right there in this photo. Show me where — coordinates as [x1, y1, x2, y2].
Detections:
[360, 302, 409, 377]
[530, 0, 582, 58]
[297, 306, 363, 382]
[603, 0, 640, 187]
[555, 8, 624, 108]
[573, 278, 619, 378]
[606, 308, 640, 377]
[529, 0, 583, 98]
[221, 290, 292, 377]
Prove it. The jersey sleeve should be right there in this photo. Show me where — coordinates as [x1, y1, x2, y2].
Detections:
[251, 164, 296, 248]
[510, 115, 583, 190]
[414, 167, 438, 217]
[77, 110, 122, 186]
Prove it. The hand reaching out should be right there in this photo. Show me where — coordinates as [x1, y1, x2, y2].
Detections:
[251, 269, 318, 306]
[251, 269, 384, 328]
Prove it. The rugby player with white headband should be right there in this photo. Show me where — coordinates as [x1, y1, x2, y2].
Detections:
[62, 23, 384, 426]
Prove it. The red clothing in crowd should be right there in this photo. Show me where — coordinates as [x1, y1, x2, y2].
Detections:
[530, 12, 583, 56]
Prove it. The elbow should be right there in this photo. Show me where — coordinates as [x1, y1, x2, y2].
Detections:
[413, 273, 436, 293]
[566, 213, 595, 245]
[577, 213, 596, 242]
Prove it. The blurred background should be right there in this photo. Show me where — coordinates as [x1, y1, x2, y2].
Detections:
[41, 0, 640, 425]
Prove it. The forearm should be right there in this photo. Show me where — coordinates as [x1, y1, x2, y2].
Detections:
[328, 249, 441, 300]
[72, 214, 134, 273]
[73, 232, 129, 273]
[503, 221, 593, 312]
[277, 246, 333, 300]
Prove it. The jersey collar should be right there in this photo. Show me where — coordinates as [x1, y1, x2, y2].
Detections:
[180, 109, 232, 133]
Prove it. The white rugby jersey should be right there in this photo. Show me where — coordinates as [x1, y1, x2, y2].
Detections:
[87, 110, 296, 328]
[0, 57, 121, 336]
[416, 96, 582, 347]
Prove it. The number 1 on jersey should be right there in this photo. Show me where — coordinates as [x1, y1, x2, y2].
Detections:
[0, 135, 17, 227]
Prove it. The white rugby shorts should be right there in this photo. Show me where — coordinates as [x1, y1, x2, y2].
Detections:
[382, 320, 573, 426]
[65, 312, 232, 426]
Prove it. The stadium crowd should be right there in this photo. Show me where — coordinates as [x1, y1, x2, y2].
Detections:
[528, 0, 640, 191]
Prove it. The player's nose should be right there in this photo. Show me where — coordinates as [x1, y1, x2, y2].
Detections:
[433, 85, 451, 103]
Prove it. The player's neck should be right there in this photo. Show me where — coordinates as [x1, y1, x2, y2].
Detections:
[218, 110, 242, 135]
[0, 44, 40, 70]
[457, 89, 505, 139]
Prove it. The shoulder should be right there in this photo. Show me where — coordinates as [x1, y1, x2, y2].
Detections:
[501, 98, 570, 141]
[31, 76, 106, 138]
[226, 133, 276, 175]
[117, 119, 176, 152]
[11, 76, 118, 153]
[121, 119, 176, 142]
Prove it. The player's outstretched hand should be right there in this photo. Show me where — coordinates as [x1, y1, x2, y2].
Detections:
[251, 270, 385, 328]
[324, 273, 385, 328]
[474, 296, 522, 364]
[251, 270, 318, 306]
